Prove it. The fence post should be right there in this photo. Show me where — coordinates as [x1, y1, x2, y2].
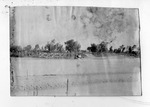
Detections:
[66, 79, 69, 96]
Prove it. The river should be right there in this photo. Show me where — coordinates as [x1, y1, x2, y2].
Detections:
[11, 56, 141, 96]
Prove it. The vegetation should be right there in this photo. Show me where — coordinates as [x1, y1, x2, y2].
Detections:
[10, 39, 83, 59]
[87, 41, 140, 57]
[65, 39, 81, 53]
[10, 39, 140, 59]
[10, 45, 22, 57]
[44, 39, 65, 52]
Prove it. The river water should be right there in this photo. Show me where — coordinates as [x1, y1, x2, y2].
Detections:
[11, 56, 141, 96]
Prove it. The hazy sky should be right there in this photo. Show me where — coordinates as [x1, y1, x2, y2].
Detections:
[10, 6, 140, 49]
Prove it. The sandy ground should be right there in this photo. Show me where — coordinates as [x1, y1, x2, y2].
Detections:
[10, 55, 141, 96]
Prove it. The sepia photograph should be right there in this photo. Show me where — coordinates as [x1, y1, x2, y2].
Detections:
[10, 6, 141, 96]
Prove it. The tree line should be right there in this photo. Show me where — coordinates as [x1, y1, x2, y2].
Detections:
[10, 39, 140, 58]
[87, 41, 140, 57]
[10, 39, 81, 57]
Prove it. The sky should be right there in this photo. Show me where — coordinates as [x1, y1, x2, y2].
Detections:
[10, 6, 140, 50]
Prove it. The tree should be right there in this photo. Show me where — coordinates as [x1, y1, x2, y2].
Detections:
[55, 43, 64, 52]
[90, 43, 97, 52]
[34, 44, 40, 51]
[128, 46, 132, 54]
[65, 39, 81, 53]
[10, 45, 22, 53]
[97, 41, 108, 53]
[87, 47, 91, 52]
[122, 47, 125, 53]
[44, 39, 65, 52]
[10, 45, 22, 57]
[132, 45, 137, 51]
[45, 39, 56, 52]
[41, 46, 44, 51]
[74, 41, 81, 52]
[23, 45, 32, 56]
[24, 45, 32, 51]
[109, 46, 113, 52]
[119, 45, 125, 53]
[131, 45, 138, 56]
